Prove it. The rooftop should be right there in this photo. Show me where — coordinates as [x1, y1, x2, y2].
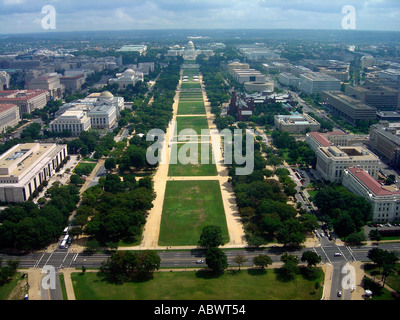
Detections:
[347, 167, 400, 196]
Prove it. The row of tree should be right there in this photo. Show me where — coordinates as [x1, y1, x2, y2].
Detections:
[313, 185, 372, 240]
[0, 182, 80, 251]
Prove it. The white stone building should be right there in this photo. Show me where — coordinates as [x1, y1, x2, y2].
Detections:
[343, 167, 400, 223]
[0, 143, 68, 202]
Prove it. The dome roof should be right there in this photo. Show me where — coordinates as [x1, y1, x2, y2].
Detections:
[187, 40, 195, 50]
[124, 68, 136, 76]
[100, 91, 114, 98]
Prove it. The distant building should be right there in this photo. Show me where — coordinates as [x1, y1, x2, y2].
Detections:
[278, 72, 299, 88]
[87, 103, 117, 130]
[315, 145, 380, 183]
[305, 130, 348, 152]
[60, 74, 86, 92]
[108, 68, 144, 90]
[379, 69, 400, 83]
[227, 62, 250, 76]
[0, 143, 68, 203]
[298, 72, 341, 95]
[49, 110, 91, 137]
[369, 121, 400, 169]
[376, 111, 400, 122]
[0, 104, 20, 133]
[343, 167, 400, 223]
[27, 74, 65, 100]
[0, 90, 49, 116]
[345, 84, 398, 111]
[167, 40, 213, 60]
[0, 71, 10, 90]
[228, 91, 255, 121]
[116, 45, 147, 55]
[321, 91, 377, 124]
[274, 113, 320, 134]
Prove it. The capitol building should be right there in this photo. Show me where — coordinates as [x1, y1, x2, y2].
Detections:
[167, 40, 213, 60]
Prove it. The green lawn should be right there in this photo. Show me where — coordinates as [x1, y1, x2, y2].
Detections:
[74, 162, 97, 176]
[181, 82, 202, 90]
[364, 263, 400, 296]
[158, 180, 228, 246]
[71, 268, 324, 300]
[168, 143, 217, 176]
[176, 116, 209, 136]
[178, 101, 206, 115]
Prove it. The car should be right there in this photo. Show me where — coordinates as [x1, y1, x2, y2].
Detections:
[196, 260, 204, 264]
[337, 290, 342, 297]
[320, 233, 325, 237]
[334, 253, 342, 257]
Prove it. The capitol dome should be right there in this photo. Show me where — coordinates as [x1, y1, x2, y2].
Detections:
[187, 40, 195, 51]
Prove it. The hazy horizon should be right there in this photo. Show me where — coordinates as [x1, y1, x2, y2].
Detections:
[0, 0, 399, 35]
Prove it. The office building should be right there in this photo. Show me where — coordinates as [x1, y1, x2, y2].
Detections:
[227, 62, 250, 76]
[369, 122, 400, 168]
[274, 113, 320, 134]
[299, 72, 341, 95]
[116, 45, 147, 55]
[306, 130, 348, 152]
[27, 74, 65, 100]
[321, 91, 377, 124]
[343, 167, 400, 223]
[278, 72, 299, 87]
[315, 145, 380, 183]
[0, 143, 68, 203]
[345, 84, 398, 110]
[0, 90, 49, 116]
[0, 104, 20, 133]
[60, 74, 86, 91]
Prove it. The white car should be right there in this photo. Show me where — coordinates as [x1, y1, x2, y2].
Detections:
[196, 260, 204, 264]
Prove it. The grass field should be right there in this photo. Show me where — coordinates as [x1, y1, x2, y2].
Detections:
[176, 116, 209, 136]
[178, 101, 206, 115]
[74, 162, 97, 176]
[71, 268, 324, 300]
[181, 82, 202, 90]
[158, 180, 228, 246]
[168, 143, 217, 176]
[179, 95, 204, 102]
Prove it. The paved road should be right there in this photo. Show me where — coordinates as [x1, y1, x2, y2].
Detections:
[3, 242, 399, 270]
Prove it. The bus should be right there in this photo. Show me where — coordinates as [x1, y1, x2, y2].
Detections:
[59, 234, 69, 249]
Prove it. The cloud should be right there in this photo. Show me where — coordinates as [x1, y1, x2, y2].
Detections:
[0, 0, 398, 33]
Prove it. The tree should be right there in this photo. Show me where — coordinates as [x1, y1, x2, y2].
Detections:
[301, 251, 322, 268]
[205, 247, 228, 274]
[198, 225, 225, 248]
[105, 157, 117, 171]
[279, 253, 299, 280]
[253, 254, 272, 269]
[233, 254, 248, 271]
[276, 218, 306, 247]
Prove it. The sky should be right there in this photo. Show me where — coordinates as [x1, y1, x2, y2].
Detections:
[0, 0, 399, 34]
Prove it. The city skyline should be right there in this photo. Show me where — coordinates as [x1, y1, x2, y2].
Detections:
[0, 0, 399, 34]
